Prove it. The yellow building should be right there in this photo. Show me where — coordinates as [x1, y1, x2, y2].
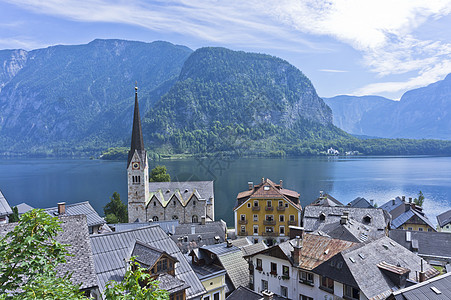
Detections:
[234, 178, 302, 245]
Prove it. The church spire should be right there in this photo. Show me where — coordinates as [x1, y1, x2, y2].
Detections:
[128, 84, 145, 167]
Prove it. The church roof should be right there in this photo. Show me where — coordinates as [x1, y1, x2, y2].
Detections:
[147, 181, 214, 208]
[127, 87, 146, 168]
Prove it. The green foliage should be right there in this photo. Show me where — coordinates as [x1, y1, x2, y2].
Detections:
[104, 192, 128, 223]
[100, 147, 129, 160]
[0, 209, 86, 299]
[150, 165, 171, 182]
[8, 206, 19, 223]
[104, 257, 169, 300]
[414, 191, 425, 207]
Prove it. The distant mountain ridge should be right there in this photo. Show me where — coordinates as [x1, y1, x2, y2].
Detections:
[324, 74, 451, 140]
[0, 39, 193, 155]
[143, 47, 348, 155]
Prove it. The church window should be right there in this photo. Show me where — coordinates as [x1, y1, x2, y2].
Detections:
[192, 215, 198, 223]
[153, 201, 156, 206]
[152, 216, 159, 221]
[132, 176, 134, 183]
[174, 200, 176, 206]
[172, 215, 179, 220]
[193, 200, 196, 206]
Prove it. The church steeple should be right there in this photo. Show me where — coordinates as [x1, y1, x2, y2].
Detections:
[128, 85, 146, 168]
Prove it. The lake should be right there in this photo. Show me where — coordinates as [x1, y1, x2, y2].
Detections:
[0, 156, 450, 226]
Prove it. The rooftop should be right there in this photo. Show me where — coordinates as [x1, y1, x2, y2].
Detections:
[436, 209, 451, 228]
[148, 181, 214, 207]
[308, 193, 344, 207]
[44, 201, 105, 227]
[0, 189, 13, 217]
[389, 229, 451, 259]
[389, 272, 451, 300]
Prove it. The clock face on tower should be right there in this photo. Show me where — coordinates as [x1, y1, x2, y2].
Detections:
[132, 162, 140, 170]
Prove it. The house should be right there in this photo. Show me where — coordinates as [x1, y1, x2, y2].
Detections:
[226, 286, 262, 300]
[247, 233, 439, 300]
[188, 258, 227, 300]
[436, 209, 451, 232]
[44, 201, 107, 234]
[387, 272, 451, 300]
[90, 224, 206, 299]
[189, 241, 250, 296]
[389, 229, 451, 266]
[127, 87, 214, 224]
[313, 235, 439, 299]
[171, 220, 227, 254]
[246, 233, 356, 299]
[0, 215, 99, 298]
[234, 178, 302, 245]
[302, 205, 391, 236]
[15, 202, 34, 215]
[347, 197, 375, 208]
[327, 148, 339, 155]
[308, 193, 344, 207]
[0, 189, 13, 223]
[380, 196, 436, 232]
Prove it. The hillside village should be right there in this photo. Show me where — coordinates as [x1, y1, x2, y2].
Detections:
[1, 89, 451, 300]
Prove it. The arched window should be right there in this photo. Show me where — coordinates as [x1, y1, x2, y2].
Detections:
[173, 200, 176, 206]
[152, 216, 159, 222]
[192, 215, 199, 223]
[193, 200, 196, 206]
[153, 201, 156, 207]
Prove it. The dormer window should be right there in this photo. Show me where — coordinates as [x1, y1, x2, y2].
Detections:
[363, 215, 371, 224]
[319, 213, 326, 221]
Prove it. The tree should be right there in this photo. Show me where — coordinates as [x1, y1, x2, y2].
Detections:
[104, 192, 128, 223]
[150, 165, 171, 182]
[414, 191, 425, 207]
[104, 257, 169, 300]
[8, 206, 19, 223]
[0, 209, 86, 300]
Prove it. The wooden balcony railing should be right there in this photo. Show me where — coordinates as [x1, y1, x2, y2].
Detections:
[252, 206, 260, 211]
[238, 219, 248, 225]
[263, 220, 276, 225]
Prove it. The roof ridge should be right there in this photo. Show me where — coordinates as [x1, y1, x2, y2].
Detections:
[89, 224, 160, 238]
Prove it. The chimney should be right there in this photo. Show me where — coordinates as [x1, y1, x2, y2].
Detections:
[57, 202, 66, 215]
[319, 191, 324, 197]
[392, 199, 396, 205]
[226, 239, 232, 248]
[201, 216, 206, 225]
[340, 215, 348, 225]
[279, 180, 283, 188]
[419, 260, 426, 283]
[262, 291, 273, 300]
[409, 197, 412, 203]
[402, 196, 406, 202]
[292, 235, 303, 266]
[261, 177, 265, 184]
[248, 181, 254, 190]
[370, 199, 374, 207]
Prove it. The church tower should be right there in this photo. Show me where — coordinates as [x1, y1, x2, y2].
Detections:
[127, 85, 149, 223]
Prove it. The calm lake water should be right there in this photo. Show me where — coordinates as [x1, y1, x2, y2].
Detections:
[0, 156, 450, 226]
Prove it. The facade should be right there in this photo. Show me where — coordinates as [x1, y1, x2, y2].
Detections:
[127, 87, 214, 224]
[436, 209, 451, 232]
[234, 178, 302, 245]
[189, 262, 227, 300]
[0, 189, 13, 223]
[380, 196, 436, 232]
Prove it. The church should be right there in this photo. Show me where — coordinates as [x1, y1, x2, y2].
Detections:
[127, 86, 214, 223]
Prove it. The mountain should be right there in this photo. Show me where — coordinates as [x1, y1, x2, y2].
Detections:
[324, 74, 451, 140]
[143, 47, 349, 155]
[0, 39, 192, 155]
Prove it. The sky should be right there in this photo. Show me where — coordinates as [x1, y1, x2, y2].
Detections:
[1, 0, 451, 99]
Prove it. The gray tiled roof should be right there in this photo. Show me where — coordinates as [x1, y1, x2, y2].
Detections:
[0, 215, 98, 290]
[89, 225, 205, 299]
[110, 220, 179, 234]
[171, 221, 227, 253]
[0, 190, 13, 217]
[308, 194, 344, 207]
[44, 201, 105, 227]
[131, 240, 171, 268]
[303, 206, 390, 233]
[156, 273, 190, 294]
[226, 286, 262, 300]
[390, 272, 451, 299]
[315, 236, 439, 299]
[149, 181, 214, 206]
[380, 197, 404, 212]
[15, 203, 34, 215]
[389, 229, 451, 259]
[436, 209, 451, 228]
[347, 197, 374, 208]
[391, 209, 436, 230]
[312, 218, 385, 243]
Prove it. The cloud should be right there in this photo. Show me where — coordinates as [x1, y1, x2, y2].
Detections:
[4, 0, 451, 95]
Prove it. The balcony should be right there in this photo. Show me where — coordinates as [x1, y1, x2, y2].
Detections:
[238, 219, 248, 225]
[252, 206, 260, 211]
[263, 232, 278, 237]
[238, 231, 248, 236]
[265, 206, 274, 211]
[277, 205, 285, 211]
[263, 220, 276, 225]
[288, 220, 297, 226]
